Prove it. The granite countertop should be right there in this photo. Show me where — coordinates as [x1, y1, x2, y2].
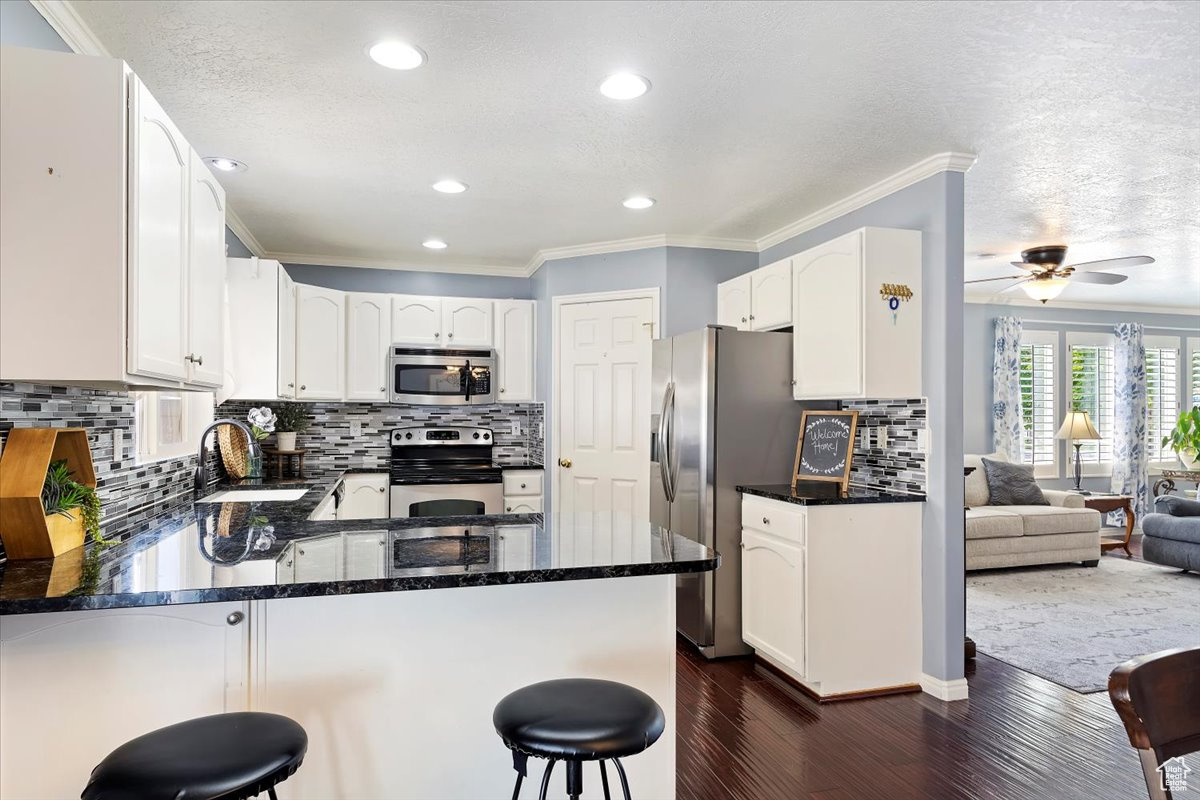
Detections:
[738, 482, 926, 506]
[0, 470, 716, 615]
[492, 458, 544, 470]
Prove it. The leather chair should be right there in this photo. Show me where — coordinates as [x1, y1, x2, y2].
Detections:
[81, 712, 307, 800]
[1108, 646, 1200, 800]
[494, 678, 665, 800]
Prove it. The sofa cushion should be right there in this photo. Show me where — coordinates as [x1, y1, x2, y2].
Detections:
[965, 452, 1005, 507]
[965, 507, 1024, 540]
[1143, 512, 1200, 545]
[1008, 505, 1101, 536]
[1155, 495, 1200, 517]
[982, 458, 1049, 506]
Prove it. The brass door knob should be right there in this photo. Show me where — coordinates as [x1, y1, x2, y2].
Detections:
[558, 458, 572, 468]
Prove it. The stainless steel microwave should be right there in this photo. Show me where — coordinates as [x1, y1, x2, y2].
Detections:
[388, 347, 496, 405]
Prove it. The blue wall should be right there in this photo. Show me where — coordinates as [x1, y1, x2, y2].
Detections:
[282, 262, 534, 299]
[225, 228, 253, 258]
[0, 0, 71, 51]
[753, 172, 968, 686]
[965, 301, 1200, 492]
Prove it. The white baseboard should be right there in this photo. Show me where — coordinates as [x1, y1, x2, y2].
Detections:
[920, 673, 970, 701]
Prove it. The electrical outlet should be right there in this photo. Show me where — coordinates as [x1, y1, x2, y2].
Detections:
[538, 422, 544, 439]
[511, 420, 521, 436]
[860, 428, 872, 448]
[877, 426, 888, 448]
[917, 427, 929, 452]
[349, 421, 363, 437]
[112, 428, 124, 462]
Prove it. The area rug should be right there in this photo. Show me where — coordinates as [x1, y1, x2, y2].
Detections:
[967, 558, 1200, 693]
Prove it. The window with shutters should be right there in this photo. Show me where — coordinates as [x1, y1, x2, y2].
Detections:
[1189, 338, 1200, 409]
[1018, 331, 1058, 477]
[1145, 337, 1180, 466]
[133, 391, 214, 464]
[1067, 333, 1115, 474]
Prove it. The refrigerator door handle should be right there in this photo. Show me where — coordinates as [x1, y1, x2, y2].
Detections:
[664, 382, 678, 502]
[659, 382, 676, 502]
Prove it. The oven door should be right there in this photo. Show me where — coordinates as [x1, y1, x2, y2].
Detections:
[389, 483, 504, 518]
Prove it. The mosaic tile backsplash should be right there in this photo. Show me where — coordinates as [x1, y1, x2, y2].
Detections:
[0, 382, 219, 562]
[842, 398, 927, 496]
[216, 400, 545, 471]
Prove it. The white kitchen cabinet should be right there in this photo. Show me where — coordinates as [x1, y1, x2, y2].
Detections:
[741, 527, 804, 673]
[497, 525, 535, 571]
[749, 258, 792, 331]
[716, 274, 752, 330]
[128, 76, 190, 381]
[225, 258, 285, 400]
[293, 533, 342, 583]
[309, 493, 337, 521]
[296, 284, 346, 400]
[278, 268, 298, 398]
[0, 49, 224, 390]
[494, 300, 536, 402]
[338, 474, 390, 520]
[276, 543, 296, 583]
[392, 295, 442, 345]
[442, 299, 493, 347]
[346, 293, 391, 401]
[502, 469, 544, 515]
[792, 227, 922, 400]
[0, 602, 249, 800]
[186, 150, 226, 387]
[344, 531, 389, 580]
[740, 494, 922, 699]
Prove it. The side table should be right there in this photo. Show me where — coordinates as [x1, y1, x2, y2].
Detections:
[1080, 494, 1135, 557]
[1154, 469, 1200, 497]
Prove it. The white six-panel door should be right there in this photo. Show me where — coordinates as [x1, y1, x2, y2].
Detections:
[557, 296, 655, 519]
[346, 292, 391, 401]
[186, 152, 226, 387]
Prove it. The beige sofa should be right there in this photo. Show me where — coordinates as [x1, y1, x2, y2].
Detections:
[965, 453, 1101, 571]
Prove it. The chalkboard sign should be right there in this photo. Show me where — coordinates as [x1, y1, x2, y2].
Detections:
[791, 410, 859, 494]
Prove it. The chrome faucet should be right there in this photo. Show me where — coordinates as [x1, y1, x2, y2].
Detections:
[195, 418, 262, 498]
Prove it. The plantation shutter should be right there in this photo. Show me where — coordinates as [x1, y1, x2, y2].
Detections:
[1069, 343, 1115, 465]
[1145, 345, 1179, 463]
[1019, 339, 1056, 470]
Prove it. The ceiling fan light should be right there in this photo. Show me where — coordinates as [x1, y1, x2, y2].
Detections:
[1021, 277, 1069, 303]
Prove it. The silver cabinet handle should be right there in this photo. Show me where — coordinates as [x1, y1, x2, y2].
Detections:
[762, 517, 770, 525]
[186, 353, 204, 365]
[226, 611, 244, 626]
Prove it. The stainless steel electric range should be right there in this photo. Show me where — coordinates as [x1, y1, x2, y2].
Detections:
[388, 426, 503, 518]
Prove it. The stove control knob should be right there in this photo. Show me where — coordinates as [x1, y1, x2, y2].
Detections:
[405, 432, 413, 440]
[473, 432, 480, 440]
[483, 433, 490, 440]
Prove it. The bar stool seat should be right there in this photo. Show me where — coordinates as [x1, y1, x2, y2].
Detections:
[81, 712, 307, 800]
[494, 678, 665, 800]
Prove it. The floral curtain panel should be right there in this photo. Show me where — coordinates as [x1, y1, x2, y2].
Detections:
[1111, 322, 1148, 524]
[992, 316, 1023, 459]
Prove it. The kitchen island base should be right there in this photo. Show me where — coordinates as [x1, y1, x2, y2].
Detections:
[0, 575, 677, 799]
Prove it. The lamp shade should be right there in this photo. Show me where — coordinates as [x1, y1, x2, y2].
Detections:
[1056, 410, 1101, 441]
[1021, 277, 1069, 303]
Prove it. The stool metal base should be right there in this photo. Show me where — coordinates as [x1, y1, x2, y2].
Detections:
[510, 757, 631, 800]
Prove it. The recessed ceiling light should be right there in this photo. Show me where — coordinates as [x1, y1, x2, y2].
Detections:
[622, 196, 655, 210]
[423, 239, 448, 250]
[432, 179, 468, 194]
[203, 157, 247, 173]
[600, 73, 650, 100]
[368, 40, 427, 70]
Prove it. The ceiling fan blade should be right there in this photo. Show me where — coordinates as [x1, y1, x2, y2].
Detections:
[1065, 255, 1155, 272]
[965, 275, 1031, 285]
[1010, 262, 1042, 271]
[1070, 271, 1127, 285]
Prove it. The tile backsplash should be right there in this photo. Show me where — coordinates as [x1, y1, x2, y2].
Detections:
[0, 382, 213, 562]
[216, 400, 545, 471]
[842, 398, 927, 496]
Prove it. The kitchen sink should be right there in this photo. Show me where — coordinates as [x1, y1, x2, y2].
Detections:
[198, 489, 309, 503]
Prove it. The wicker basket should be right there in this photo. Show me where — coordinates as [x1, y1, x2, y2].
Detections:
[217, 424, 252, 479]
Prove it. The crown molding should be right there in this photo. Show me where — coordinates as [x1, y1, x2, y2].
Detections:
[964, 294, 1200, 318]
[225, 209, 266, 258]
[756, 151, 978, 252]
[524, 234, 757, 276]
[30, 0, 108, 56]
[265, 251, 530, 278]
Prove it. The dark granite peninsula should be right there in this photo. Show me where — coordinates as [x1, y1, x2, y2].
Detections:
[0, 470, 708, 798]
[737, 481, 927, 505]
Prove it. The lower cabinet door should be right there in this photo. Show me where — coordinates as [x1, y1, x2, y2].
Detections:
[294, 534, 342, 582]
[497, 525, 535, 571]
[740, 528, 804, 674]
[340, 476, 390, 520]
[344, 531, 388, 580]
[503, 496, 543, 514]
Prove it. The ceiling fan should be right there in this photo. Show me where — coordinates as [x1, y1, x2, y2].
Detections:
[965, 245, 1156, 303]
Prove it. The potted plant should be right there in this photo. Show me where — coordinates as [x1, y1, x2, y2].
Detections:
[272, 403, 313, 451]
[41, 459, 113, 546]
[1162, 406, 1200, 470]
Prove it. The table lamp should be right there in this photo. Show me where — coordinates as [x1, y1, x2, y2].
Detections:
[1056, 410, 1101, 491]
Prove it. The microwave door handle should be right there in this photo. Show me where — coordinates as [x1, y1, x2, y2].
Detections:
[464, 359, 472, 400]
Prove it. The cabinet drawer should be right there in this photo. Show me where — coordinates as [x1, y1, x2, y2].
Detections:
[502, 470, 543, 497]
[503, 497, 543, 514]
[741, 495, 805, 543]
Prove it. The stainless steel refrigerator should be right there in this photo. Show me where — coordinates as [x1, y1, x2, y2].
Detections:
[651, 326, 828, 659]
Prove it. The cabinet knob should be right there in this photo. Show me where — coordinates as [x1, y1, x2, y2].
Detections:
[506, 506, 513, 512]
[298, 548, 305, 556]
[380, 386, 386, 392]
[790, 380, 797, 386]
[186, 353, 204, 366]
[520, 483, 527, 489]
[762, 517, 770, 525]
[434, 332, 441, 338]
[500, 388, 506, 393]
[288, 382, 295, 388]
[379, 487, 386, 493]
[741, 317, 747, 323]
[448, 332, 454, 339]
[226, 611, 244, 626]
[285, 559, 292, 567]
[300, 385, 306, 390]
[749, 315, 755, 321]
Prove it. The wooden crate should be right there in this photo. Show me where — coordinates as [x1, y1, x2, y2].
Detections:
[0, 428, 96, 559]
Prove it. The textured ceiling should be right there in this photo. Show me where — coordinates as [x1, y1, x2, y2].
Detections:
[70, 0, 1200, 307]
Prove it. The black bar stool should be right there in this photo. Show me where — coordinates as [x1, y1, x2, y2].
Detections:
[493, 678, 665, 800]
[81, 712, 307, 800]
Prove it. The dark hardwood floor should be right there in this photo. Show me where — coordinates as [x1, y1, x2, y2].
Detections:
[675, 641, 1146, 800]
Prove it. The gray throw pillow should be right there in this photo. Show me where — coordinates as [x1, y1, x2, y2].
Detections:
[1155, 494, 1200, 517]
[981, 458, 1049, 506]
